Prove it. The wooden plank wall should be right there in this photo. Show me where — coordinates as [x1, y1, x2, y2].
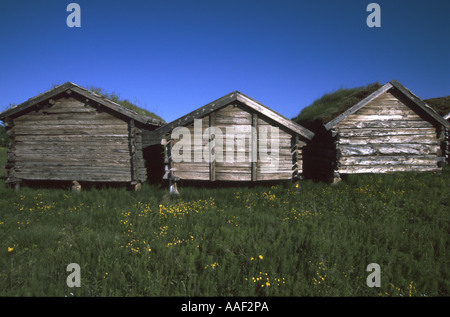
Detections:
[256, 114, 299, 181]
[5, 96, 134, 183]
[214, 104, 252, 181]
[334, 91, 443, 174]
[445, 121, 450, 163]
[129, 120, 148, 184]
[170, 114, 210, 181]
[169, 103, 303, 182]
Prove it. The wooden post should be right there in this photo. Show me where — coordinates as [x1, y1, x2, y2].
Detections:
[209, 112, 216, 182]
[71, 180, 81, 193]
[291, 134, 299, 180]
[166, 138, 179, 195]
[251, 112, 258, 181]
[331, 171, 341, 184]
[129, 119, 138, 183]
[169, 180, 179, 195]
[333, 129, 341, 182]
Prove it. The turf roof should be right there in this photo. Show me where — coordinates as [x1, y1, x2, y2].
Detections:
[292, 82, 382, 125]
[424, 96, 450, 117]
[0, 82, 165, 125]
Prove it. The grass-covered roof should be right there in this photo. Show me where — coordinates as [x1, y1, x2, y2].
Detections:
[1, 83, 165, 124]
[82, 85, 164, 122]
[292, 82, 382, 126]
[424, 96, 450, 117]
[292, 81, 450, 132]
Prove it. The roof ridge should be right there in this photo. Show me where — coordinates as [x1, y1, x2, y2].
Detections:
[0, 82, 164, 126]
[155, 90, 314, 140]
[322, 80, 449, 130]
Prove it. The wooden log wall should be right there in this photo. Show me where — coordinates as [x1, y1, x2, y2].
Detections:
[129, 119, 148, 185]
[170, 114, 210, 181]
[444, 123, 450, 163]
[334, 90, 444, 175]
[167, 103, 306, 182]
[4, 95, 138, 184]
[214, 104, 252, 181]
[256, 112, 303, 181]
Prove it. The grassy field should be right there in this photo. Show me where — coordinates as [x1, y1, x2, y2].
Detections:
[0, 146, 449, 296]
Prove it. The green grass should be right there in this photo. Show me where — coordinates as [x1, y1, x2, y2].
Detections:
[83, 85, 165, 122]
[0, 151, 449, 296]
[292, 82, 382, 125]
[424, 96, 450, 117]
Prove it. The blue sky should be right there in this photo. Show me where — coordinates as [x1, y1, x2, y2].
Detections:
[0, 0, 449, 123]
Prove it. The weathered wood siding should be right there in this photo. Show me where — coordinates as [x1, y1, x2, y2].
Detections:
[256, 113, 305, 181]
[214, 104, 251, 181]
[4, 95, 145, 184]
[168, 102, 306, 182]
[445, 117, 450, 163]
[170, 114, 210, 181]
[333, 90, 444, 174]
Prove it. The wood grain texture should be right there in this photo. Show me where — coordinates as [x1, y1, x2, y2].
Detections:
[4, 96, 147, 184]
[335, 91, 444, 174]
[166, 102, 307, 181]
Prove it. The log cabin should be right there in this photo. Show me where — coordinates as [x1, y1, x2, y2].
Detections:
[146, 91, 314, 190]
[424, 96, 450, 164]
[294, 80, 449, 182]
[0, 82, 164, 190]
[445, 112, 450, 163]
[446, 113, 450, 163]
[445, 113, 450, 163]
